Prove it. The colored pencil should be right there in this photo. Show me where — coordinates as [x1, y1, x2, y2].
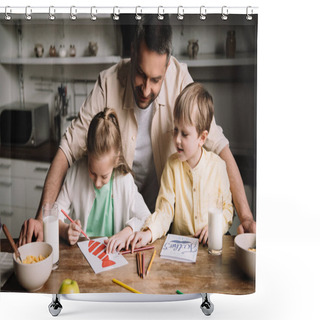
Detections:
[142, 253, 145, 279]
[139, 252, 143, 278]
[61, 209, 90, 240]
[136, 252, 140, 277]
[112, 278, 142, 294]
[120, 245, 155, 255]
[146, 249, 156, 276]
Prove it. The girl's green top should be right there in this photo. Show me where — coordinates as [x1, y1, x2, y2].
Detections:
[86, 173, 114, 237]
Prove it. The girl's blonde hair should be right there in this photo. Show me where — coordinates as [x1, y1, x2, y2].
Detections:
[173, 82, 214, 135]
[87, 108, 131, 175]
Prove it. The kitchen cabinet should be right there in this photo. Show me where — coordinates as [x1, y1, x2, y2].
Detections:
[0, 158, 49, 239]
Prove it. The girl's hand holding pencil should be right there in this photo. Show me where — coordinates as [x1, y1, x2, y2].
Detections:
[67, 220, 82, 245]
[60, 209, 90, 245]
[60, 219, 82, 246]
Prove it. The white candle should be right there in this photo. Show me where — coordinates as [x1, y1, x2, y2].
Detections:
[208, 207, 223, 255]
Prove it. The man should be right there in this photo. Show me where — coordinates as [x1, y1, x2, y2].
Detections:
[18, 15, 255, 246]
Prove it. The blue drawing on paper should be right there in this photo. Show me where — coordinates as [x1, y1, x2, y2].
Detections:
[163, 239, 198, 255]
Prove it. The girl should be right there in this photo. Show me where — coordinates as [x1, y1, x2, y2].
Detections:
[56, 108, 150, 253]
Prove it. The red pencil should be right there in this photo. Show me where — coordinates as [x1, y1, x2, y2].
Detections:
[61, 209, 90, 240]
[120, 245, 155, 255]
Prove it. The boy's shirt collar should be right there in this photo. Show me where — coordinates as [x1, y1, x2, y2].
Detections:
[183, 147, 206, 174]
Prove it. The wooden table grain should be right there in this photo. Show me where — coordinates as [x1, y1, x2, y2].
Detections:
[1, 235, 255, 295]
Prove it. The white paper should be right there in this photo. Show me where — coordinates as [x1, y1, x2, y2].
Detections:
[77, 237, 128, 274]
[160, 234, 199, 263]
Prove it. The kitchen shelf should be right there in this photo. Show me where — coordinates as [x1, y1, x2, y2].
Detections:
[176, 53, 256, 67]
[0, 56, 121, 65]
[0, 53, 256, 67]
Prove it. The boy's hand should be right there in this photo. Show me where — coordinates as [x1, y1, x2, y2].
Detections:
[194, 225, 208, 245]
[67, 220, 82, 245]
[104, 226, 133, 254]
[127, 230, 152, 253]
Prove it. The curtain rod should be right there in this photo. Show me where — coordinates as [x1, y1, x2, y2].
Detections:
[0, 6, 258, 21]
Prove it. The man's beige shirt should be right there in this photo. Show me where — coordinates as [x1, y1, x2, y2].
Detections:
[60, 57, 228, 183]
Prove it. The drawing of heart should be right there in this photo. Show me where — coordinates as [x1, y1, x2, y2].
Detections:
[88, 240, 116, 268]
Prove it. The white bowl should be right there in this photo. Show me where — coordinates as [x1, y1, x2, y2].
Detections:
[13, 242, 53, 292]
[234, 233, 256, 279]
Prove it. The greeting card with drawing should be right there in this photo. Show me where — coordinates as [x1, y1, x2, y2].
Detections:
[160, 234, 199, 263]
[77, 237, 128, 274]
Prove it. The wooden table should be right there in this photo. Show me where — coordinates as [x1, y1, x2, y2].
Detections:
[1, 235, 254, 295]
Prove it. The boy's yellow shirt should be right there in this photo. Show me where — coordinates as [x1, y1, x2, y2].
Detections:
[144, 148, 233, 242]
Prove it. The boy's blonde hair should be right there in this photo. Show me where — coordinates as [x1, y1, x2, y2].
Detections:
[173, 82, 214, 135]
[87, 108, 131, 175]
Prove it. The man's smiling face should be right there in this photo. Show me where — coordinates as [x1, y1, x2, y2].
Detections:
[131, 40, 169, 109]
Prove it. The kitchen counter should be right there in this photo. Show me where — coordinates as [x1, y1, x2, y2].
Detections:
[0, 141, 58, 163]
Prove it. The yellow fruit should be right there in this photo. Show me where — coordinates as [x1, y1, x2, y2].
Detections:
[58, 278, 80, 294]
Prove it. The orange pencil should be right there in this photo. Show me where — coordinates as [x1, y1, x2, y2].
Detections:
[61, 209, 90, 240]
[142, 253, 145, 279]
[146, 249, 156, 276]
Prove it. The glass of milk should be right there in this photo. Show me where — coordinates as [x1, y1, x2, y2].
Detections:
[208, 207, 223, 255]
[43, 203, 59, 270]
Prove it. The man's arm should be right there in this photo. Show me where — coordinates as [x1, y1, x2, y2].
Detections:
[18, 149, 69, 246]
[219, 146, 256, 234]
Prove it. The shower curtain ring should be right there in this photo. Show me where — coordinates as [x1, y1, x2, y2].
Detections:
[135, 6, 142, 20]
[70, 6, 77, 20]
[177, 6, 184, 20]
[246, 6, 253, 21]
[158, 6, 164, 20]
[4, 6, 12, 21]
[113, 6, 120, 21]
[90, 7, 97, 21]
[200, 6, 207, 20]
[49, 6, 55, 20]
[221, 6, 228, 21]
[25, 6, 32, 20]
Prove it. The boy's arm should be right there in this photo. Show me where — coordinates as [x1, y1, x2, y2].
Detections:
[18, 149, 69, 246]
[219, 146, 256, 233]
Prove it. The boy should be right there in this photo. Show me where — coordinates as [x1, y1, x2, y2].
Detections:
[128, 83, 233, 249]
